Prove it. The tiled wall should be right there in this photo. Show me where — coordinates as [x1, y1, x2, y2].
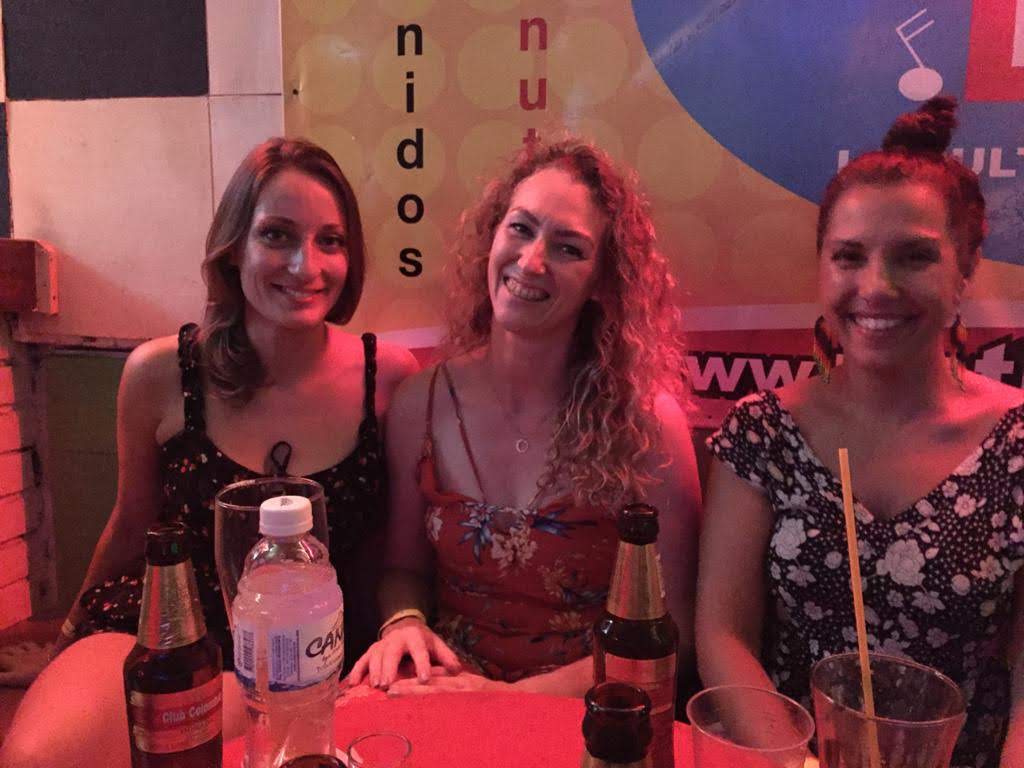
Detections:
[0, 319, 53, 628]
[0, 0, 285, 621]
[9, 0, 285, 345]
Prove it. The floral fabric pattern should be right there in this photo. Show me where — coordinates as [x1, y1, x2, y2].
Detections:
[419, 459, 618, 682]
[79, 324, 386, 671]
[708, 391, 1024, 768]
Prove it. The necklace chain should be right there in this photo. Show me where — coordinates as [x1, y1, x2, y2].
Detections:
[483, 361, 560, 455]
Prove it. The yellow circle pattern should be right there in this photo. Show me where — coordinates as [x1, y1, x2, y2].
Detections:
[372, 124, 448, 198]
[637, 115, 723, 203]
[548, 19, 629, 107]
[457, 25, 536, 110]
[457, 120, 525, 193]
[291, 35, 363, 116]
[372, 32, 447, 113]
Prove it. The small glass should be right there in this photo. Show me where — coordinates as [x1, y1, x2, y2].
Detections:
[213, 476, 328, 624]
[687, 685, 815, 768]
[346, 732, 412, 768]
[811, 652, 966, 768]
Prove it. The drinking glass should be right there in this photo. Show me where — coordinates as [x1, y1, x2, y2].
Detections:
[346, 732, 412, 768]
[213, 476, 328, 624]
[687, 685, 814, 768]
[811, 652, 966, 768]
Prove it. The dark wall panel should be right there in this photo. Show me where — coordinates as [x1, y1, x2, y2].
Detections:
[0, 102, 9, 236]
[3, 0, 208, 100]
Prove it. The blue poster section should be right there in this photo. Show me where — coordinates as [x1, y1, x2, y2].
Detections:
[632, 1, 1024, 266]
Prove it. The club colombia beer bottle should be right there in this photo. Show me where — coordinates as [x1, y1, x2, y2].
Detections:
[124, 522, 223, 767]
[593, 503, 678, 768]
[581, 682, 654, 768]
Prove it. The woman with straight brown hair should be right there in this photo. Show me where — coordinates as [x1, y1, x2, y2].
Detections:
[1, 137, 417, 768]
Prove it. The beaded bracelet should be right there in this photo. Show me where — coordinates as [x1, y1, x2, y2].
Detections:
[377, 608, 427, 640]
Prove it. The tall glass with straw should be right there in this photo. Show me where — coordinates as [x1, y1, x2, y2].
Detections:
[811, 450, 966, 768]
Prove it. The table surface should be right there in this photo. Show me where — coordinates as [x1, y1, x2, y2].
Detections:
[224, 688, 693, 767]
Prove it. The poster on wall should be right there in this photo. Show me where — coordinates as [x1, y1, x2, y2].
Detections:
[282, 0, 1024, 427]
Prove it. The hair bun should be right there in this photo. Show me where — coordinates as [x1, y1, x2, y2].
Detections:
[882, 96, 958, 154]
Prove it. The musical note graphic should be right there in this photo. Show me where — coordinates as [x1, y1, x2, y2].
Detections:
[896, 8, 943, 101]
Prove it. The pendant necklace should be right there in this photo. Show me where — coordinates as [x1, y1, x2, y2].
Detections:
[484, 364, 559, 455]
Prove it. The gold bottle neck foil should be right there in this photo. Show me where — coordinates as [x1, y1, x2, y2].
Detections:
[606, 542, 666, 621]
[137, 560, 206, 650]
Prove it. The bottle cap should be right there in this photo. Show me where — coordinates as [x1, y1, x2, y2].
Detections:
[616, 503, 660, 544]
[144, 522, 190, 566]
[259, 495, 314, 537]
[582, 682, 653, 762]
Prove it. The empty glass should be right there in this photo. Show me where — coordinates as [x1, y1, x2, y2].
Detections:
[811, 652, 966, 768]
[687, 685, 814, 768]
[213, 476, 328, 624]
[346, 732, 412, 768]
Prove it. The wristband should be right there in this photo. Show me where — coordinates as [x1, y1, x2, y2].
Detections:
[377, 608, 427, 640]
[60, 618, 78, 639]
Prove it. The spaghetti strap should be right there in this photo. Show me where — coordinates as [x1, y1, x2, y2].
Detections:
[439, 363, 488, 502]
[361, 333, 377, 419]
[425, 365, 441, 442]
[177, 323, 205, 433]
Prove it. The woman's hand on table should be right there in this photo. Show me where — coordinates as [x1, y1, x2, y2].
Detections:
[346, 617, 462, 688]
[384, 669, 511, 696]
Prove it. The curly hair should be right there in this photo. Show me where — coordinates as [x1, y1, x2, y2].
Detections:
[443, 138, 685, 509]
[200, 137, 366, 404]
[817, 96, 987, 278]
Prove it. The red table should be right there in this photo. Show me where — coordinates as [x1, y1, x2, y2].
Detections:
[224, 688, 693, 767]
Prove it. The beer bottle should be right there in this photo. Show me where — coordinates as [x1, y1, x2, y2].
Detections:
[581, 682, 653, 768]
[124, 522, 223, 767]
[593, 503, 678, 768]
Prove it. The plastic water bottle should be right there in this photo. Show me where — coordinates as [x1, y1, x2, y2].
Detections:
[232, 495, 344, 768]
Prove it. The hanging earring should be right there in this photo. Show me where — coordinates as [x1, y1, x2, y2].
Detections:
[812, 315, 837, 383]
[949, 313, 968, 391]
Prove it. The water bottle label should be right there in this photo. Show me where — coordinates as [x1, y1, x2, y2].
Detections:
[234, 608, 344, 691]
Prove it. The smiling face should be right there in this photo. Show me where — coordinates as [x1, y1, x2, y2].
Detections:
[486, 166, 607, 340]
[819, 181, 967, 373]
[236, 168, 348, 331]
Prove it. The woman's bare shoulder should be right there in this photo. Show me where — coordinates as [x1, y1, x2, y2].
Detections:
[122, 335, 180, 394]
[965, 370, 1024, 413]
[374, 339, 420, 394]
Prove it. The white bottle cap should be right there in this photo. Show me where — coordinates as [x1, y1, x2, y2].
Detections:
[259, 495, 314, 537]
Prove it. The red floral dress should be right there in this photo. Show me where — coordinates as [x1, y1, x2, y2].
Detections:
[419, 365, 618, 682]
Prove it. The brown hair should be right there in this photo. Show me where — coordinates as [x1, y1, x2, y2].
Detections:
[444, 137, 685, 508]
[200, 137, 365, 403]
[816, 96, 987, 278]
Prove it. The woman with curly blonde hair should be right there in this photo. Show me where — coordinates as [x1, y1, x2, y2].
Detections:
[348, 137, 701, 697]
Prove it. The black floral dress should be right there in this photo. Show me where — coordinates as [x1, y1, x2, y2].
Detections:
[708, 391, 1024, 768]
[78, 324, 386, 671]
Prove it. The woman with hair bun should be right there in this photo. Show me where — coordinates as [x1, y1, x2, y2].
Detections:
[347, 137, 702, 697]
[697, 96, 1024, 768]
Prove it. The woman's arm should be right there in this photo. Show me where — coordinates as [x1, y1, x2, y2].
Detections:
[347, 370, 461, 687]
[999, 568, 1024, 768]
[59, 339, 175, 646]
[645, 394, 703, 683]
[695, 460, 776, 690]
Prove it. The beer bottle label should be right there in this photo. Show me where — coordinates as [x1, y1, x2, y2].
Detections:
[127, 674, 222, 754]
[234, 607, 344, 691]
[603, 653, 676, 768]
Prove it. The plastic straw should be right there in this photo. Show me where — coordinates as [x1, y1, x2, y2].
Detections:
[838, 448, 882, 768]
